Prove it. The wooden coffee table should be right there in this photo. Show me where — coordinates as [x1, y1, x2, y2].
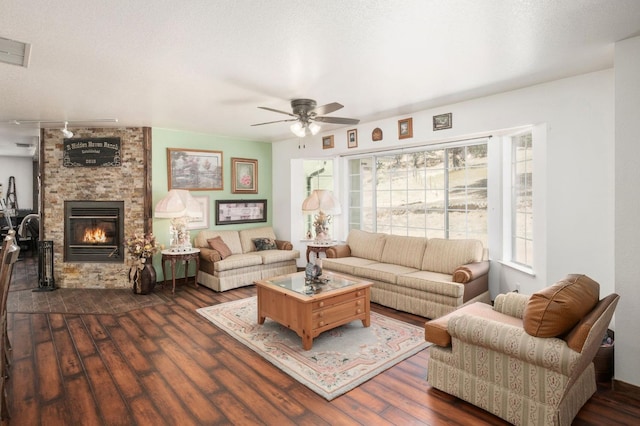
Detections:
[255, 271, 372, 350]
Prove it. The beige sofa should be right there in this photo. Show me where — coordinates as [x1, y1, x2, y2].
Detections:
[424, 275, 619, 426]
[323, 229, 489, 319]
[194, 226, 300, 292]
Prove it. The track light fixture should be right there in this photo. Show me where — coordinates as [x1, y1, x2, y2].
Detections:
[61, 122, 74, 138]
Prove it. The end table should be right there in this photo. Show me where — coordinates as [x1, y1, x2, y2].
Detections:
[306, 242, 336, 263]
[161, 248, 200, 294]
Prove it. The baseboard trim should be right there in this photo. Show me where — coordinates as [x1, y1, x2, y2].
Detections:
[613, 379, 640, 401]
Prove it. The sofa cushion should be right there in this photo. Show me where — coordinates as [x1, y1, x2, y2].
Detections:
[381, 235, 428, 269]
[252, 237, 277, 251]
[256, 249, 300, 265]
[321, 257, 378, 275]
[523, 274, 600, 338]
[397, 270, 465, 298]
[352, 263, 419, 284]
[195, 230, 243, 255]
[347, 230, 387, 261]
[425, 302, 519, 347]
[213, 253, 263, 272]
[239, 227, 277, 253]
[422, 238, 484, 274]
[207, 236, 232, 259]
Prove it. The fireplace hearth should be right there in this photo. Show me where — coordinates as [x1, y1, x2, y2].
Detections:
[64, 201, 124, 263]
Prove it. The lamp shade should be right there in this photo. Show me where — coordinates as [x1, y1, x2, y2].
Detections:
[301, 190, 341, 215]
[155, 189, 202, 218]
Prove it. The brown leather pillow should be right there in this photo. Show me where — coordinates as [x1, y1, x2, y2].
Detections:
[523, 274, 600, 338]
[207, 236, 232, 259]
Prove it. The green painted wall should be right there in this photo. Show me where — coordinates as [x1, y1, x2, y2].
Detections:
[151, 128, 271, 280]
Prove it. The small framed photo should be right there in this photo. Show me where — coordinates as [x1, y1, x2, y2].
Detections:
[322, 135, 334, 150]
[398, 118, 413, 139]
[372, 127, 383, 141]
[347, 129, 358, 148]
[187, 195, 210, 230]
[231, 158, 258, 194]
[433, 113, 452, 131]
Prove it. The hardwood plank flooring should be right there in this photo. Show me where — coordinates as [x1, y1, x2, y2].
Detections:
[4, 258, 640, 425]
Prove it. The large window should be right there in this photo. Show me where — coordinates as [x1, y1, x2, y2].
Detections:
[348, 141, 488, 246]
[510, 132, 533, 267]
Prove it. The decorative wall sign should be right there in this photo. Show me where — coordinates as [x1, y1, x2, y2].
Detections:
[63, 137, 121, 167]
[398, 118, 413, 139]
[231, 157, 258, 194]
[215, 199, 267, 225]
[372, 128, 383, 141]
[167, 148, 223, 190]
[433, 113, 452, 131]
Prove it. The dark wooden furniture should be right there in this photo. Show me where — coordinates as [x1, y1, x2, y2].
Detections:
[305, 242, 335, 263]
[161, 248, 200, 294]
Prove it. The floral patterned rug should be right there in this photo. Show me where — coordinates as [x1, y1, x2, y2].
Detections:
[197, 296, 430, 400]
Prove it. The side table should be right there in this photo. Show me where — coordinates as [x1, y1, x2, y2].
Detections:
[161, 248, 200, 294]
[306, 242, 336, 263]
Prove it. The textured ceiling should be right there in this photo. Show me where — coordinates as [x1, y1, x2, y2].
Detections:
[1, 0, 640, 156]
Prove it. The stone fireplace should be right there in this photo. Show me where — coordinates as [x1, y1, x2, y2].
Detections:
[41, 127, 151, 289]
[64, 200, 125, 263]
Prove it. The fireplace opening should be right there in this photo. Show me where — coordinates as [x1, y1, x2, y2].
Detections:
[64, 201, 124, 263]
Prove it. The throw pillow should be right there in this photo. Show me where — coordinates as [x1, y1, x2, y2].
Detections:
[207, 236, 232, 259]
[523, 274, 600, 338]
[253, 237, 277, 251]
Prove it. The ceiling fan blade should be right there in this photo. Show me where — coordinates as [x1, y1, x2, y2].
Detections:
[251, 118, 297, 126]
[311, 102, 343, 116]
[257, 106, 297, 117]
[314, 116, 360, 125]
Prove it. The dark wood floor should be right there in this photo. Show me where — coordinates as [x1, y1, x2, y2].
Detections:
[4, 257, 640, 425]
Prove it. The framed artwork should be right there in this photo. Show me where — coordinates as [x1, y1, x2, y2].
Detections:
[215, 199, 267, 225]
[347, 129, 358, 148]
[372, 127, 383, 141]
[167, 148, 223, 190]
[322, 135, 334, 150]
[398, 118, 413, 139]
[433, 113, 452, 131]
[231, 157, 258, 194]
[187, 195, 210, 230]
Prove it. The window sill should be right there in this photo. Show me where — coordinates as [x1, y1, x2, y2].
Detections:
[497, 260, 536, 277]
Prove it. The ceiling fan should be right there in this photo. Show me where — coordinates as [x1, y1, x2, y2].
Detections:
[251, 99, 360, 137]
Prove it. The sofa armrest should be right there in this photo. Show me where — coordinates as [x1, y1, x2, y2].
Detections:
[326, 244, 351, 258]
[448, 314, 581, 375]
[275, 239, 293, 250]
[199, 247, 222, 263]
[452, 261, 489, 283]
[493, 292, 530, 319]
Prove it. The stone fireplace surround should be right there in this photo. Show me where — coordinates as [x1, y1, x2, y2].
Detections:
[41, 127, 152, 289]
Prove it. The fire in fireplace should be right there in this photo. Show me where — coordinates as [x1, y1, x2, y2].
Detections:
[64, 201, 124, 263]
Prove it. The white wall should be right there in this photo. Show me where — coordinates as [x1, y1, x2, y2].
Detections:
[0, 156, 34, 211]
[614, 35, 640, 387]
[274, 69, 615, 297]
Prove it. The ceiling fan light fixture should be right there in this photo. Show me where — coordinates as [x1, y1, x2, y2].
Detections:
[308, 122, 321, 135]
[290, 122, 306, 138]
[61, 121, 74, 138]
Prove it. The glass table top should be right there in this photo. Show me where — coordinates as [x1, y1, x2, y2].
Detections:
[264, 272, 358, 295]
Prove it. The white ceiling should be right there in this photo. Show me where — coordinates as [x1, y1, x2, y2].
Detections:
[1, 0, 640, 157]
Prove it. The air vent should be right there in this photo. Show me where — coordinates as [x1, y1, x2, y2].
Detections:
[0, 36, 31, 67]
[16, 143, 33, 148]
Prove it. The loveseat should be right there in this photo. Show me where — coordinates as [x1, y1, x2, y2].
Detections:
[322, 229, 489, 319]
[194, 226, 300, 292]
[424, 274, 619, 426]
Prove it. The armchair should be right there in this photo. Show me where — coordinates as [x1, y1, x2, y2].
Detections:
[425, 275, 619, 426]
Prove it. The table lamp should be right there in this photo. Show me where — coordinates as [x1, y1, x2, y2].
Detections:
[301, 189, 341, 242]
[155, 189, 202, 252]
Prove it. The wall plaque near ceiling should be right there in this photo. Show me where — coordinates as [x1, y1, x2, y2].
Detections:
[63, 137, 121, 167]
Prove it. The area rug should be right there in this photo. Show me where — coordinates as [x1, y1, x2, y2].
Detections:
[196, 296, 429, 400]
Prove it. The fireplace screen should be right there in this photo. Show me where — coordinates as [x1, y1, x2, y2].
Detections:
[64, 201, 124, 263]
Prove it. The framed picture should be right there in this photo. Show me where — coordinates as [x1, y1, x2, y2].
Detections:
[433, 113, 452, 131]
[215, 199, 267, 225]
[322, 135, 334, 150]
[187, 195, 210, 230]
[372, 127, 383, 141]
[167, 148, 223, 190]
[398, 118, 413, 139]
[347, 129, 358, 148]
[231, 157, 258, 194]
